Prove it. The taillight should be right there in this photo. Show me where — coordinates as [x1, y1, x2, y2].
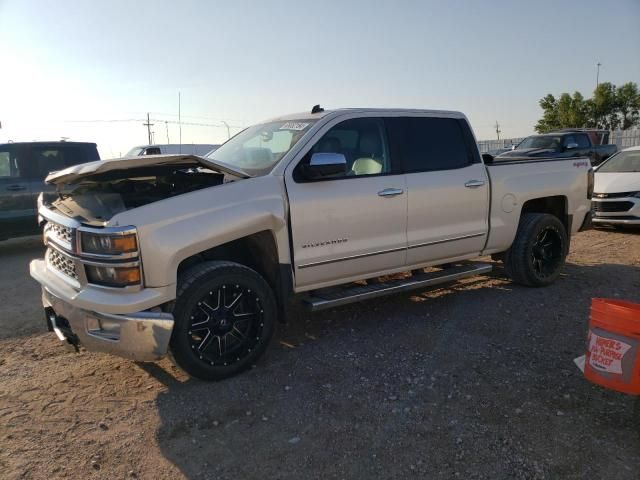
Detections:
[587, 168, 594, 200]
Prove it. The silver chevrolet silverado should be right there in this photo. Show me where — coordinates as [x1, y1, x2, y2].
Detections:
[30, 107, 594, 380]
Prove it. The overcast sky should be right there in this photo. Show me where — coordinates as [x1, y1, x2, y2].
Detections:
[1, 0, 639, 158]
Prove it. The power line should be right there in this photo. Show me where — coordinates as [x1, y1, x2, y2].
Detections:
[63, 117, 243, 129]
[147, 111, 244, 123]
[150, 118, 243, 129]
[65, 118, 143, 123]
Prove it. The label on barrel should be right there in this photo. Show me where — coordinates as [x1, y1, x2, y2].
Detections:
[588, 332, 632, 374]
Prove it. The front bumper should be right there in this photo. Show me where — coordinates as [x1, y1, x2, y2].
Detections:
[42, 287, 174, 361]
[31, 257, 175, 362]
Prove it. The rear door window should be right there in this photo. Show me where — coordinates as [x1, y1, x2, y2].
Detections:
[30, 145, 96, 178]
[563, 135, 576, 147]
[32, 147, 67, 177]
[389, 117, 472, 173]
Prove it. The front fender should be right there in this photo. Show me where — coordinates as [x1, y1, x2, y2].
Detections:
[109, 175, 290, 287]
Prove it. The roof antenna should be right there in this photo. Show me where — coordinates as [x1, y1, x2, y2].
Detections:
[311, 104, 324, 114]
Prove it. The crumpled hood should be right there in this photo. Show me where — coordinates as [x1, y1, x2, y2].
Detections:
[497, 148, 557, 159]
[594, 172, 640, 194]
[45, 154, 250, 186]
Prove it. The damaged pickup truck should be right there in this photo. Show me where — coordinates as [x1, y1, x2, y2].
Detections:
[31, 107, 594, 380]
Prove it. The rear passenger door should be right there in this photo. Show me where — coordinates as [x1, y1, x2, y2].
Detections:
[387, 116, 489, 266]
[0, 144, 36, 237]
[573, 133, 593, 161]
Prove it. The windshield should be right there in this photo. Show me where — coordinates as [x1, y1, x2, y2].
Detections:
[205, 120, 317, 176]
[517, 135, 563, 151]
[597, 150, 640, 173]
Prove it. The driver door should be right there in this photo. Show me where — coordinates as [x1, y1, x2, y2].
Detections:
[285, 116, 407, 290]
[0, 144, 35, 237]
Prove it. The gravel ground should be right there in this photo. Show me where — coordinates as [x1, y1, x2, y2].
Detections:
[1, 229, 640, 479]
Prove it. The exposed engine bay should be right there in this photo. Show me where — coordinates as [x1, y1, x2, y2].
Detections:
[45, 164, 228, 224]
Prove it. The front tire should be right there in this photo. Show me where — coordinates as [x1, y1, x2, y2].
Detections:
[169, 261, 277, 381]
[503, 213, 568, 287]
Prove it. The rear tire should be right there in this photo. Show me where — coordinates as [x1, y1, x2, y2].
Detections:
[503, 213, 568, 287]
[169, 261, 277, 381]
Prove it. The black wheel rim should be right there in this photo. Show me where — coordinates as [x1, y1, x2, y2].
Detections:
[531, 227, 563, 279]
[187, 284, 264, 367]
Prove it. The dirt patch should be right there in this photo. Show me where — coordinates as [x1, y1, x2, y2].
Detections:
[1, 229, 639, 479]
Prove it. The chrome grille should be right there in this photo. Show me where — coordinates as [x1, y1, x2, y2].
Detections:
[45, 221, 74, 248]
[47, 248, 79, 281]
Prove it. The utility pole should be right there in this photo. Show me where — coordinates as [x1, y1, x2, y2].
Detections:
[494, 121, 501, 141]
[596, 62, 602, 89]
[143, 113, 154, 144]
[165, 121, 170, 144]
[221, 120, 231, 139]
[178, 92, 182, 153]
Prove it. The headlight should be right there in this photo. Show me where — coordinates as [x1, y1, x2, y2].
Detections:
[81, 232, 138, 255]
[85, 265, 141, 287]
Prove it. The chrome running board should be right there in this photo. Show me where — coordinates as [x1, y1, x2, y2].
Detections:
[303, 263, 492, 312]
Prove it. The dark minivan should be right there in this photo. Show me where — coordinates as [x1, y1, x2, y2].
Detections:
[0, 141, 100, 240]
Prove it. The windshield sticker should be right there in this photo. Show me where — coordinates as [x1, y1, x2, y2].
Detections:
[280, 122, 310, 131]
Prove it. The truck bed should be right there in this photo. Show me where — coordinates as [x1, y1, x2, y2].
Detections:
[482, 155, 592, 254]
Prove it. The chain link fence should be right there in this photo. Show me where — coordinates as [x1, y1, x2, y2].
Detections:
[478, 129, 640, 153]
[477, 138, 525, 153]
[609, 129, 640, 149]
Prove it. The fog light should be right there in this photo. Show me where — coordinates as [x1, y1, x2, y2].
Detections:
[86, 316, 121, 341]
[85, 265, 141, 287]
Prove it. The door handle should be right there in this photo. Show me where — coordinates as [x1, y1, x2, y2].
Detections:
[6, 185, 27, 191]
[378, 188, 404, 197]
[464, 180, 485, 188]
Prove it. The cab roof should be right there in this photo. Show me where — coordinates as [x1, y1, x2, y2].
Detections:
[267, 108, 466, 122]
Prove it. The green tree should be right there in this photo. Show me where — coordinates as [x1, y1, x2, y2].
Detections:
[535, 92, 590, 133]
[558, 92, 590, 128]
[591, 82, 619, 130]
[534, 94, 560, 133]
[616, 82, 640, 130]
[535, 82, 640, 132]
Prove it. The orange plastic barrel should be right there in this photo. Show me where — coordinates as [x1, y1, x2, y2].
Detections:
[584, 298, 640, 395]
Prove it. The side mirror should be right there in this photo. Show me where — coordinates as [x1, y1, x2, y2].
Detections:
[303, 153, 347, 179]
[565, 142, 579, 150]
[511, 145, 517, 150]
[482, 153, 495, 164]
